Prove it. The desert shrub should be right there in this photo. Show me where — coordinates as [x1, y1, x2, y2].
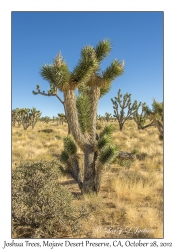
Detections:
[113, 152, 136, 169]
[12, 160, 90, 238]
[132, 148, 139, 154]
[136, 152, 148, 161]
[38, 129, 54, 133]
[55, 135, 62, 140]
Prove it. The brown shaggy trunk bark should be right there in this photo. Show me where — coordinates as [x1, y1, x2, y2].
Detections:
[83, 145, 96, 193]
[64, 90, 86, 150]
[152, 118, 163, 137]
[94, 163, 103, 194]
[119, 123, 123, 131]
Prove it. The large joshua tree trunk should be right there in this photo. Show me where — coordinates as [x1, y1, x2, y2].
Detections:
[64, 88, 101, 193]
[83, 145, 96, 193]
[119, 123, 123, 131]
[64, 90, 86, 150]
[83, 85, 101, 193]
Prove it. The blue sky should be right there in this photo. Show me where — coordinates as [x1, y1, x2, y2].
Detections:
[12, 11, 163, 118]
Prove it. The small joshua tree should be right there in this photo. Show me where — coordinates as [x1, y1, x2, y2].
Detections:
[12, 109, 21, 127]
[133, 102, 155, 130]
[29, 107, 42, 129]
[33, 39, 125, 194]
[58, 113, 66, 125]
[40, 116, 50, 124]
[105, 112, 112, 122]
[111, 89, 138, 130]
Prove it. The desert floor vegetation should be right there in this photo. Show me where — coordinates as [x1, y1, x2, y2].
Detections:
[12, 119, 163, 238]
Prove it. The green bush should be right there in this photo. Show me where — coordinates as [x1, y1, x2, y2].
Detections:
[12, 160, 90, 238]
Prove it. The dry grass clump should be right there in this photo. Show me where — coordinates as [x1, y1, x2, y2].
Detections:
[12, 119, 163, 238]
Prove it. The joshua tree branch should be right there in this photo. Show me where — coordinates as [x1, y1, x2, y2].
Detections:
[33, 90, 64, 104]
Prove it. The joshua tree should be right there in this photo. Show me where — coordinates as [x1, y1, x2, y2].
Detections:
[33, 39, 124, 194]
[29, 107, 41, 129]
[105, 112, 112, 122]
[58, 113, 66, 125]
[133, 102, 155, 130]
[12, 108, 30, 129]
[144, 99, 163, 140]
[111, 89, 138, 130]
[97, 114, 105, 123]
[12, 109, 21, 127]
[40, 116, 50, 124]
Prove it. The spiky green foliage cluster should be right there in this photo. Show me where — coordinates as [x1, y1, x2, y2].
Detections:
[97, 124, 119, 165]
[99, 145, 118, 165]
[63, 135, 77, 155]
[60, 136, 77, 164]
[36, 46, 101, 94]
[95, 39, 112, 62]
[97, 134, 111, 150]
[70, 46, 99, 88]
[99, 123, 114, 138]
[102, 60, 124, 83]
[12, 160, 90, 238]
[33, 39, 124, 98]
[76, 93, 91, 133]
[41, 53, 70, 92]
[60, 136, 83, 191]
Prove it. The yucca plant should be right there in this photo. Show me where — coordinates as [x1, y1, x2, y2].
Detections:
[33, 39, 124, 193]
